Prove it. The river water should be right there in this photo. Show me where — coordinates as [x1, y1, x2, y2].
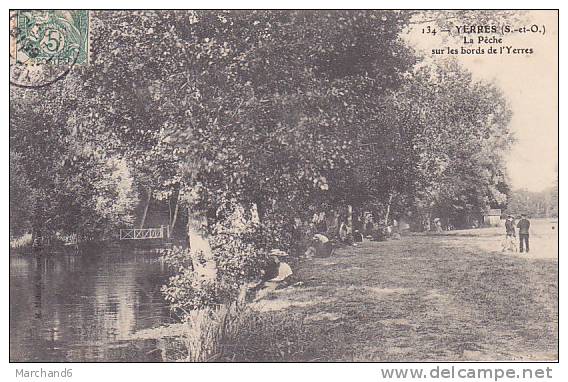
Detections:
[9, 248, 173, 362]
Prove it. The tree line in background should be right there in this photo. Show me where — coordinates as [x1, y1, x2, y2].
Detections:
[506, 187, 558, 219]
[11, 11, 517, 312]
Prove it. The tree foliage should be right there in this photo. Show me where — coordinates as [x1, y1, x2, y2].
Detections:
[10, 10, 515, 311]
[506, 188, 558, 218]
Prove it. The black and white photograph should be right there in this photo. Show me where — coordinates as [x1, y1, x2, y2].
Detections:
[8, 8, 558, 366]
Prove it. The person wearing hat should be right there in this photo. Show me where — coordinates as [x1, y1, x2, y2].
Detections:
[264, 249, 293, 282]
[503, 215, 516, 252]
[517, 214, 531, 253]
[505, 215, 516, 236]
[252, 250, 293, 301]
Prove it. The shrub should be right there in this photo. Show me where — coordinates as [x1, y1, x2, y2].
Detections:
[161, 202, 271, 316]
[160, 200, 304, 361]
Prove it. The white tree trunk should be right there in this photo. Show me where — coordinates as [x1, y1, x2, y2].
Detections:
[186, 209, 216, 281]
[140, 188, 152, 229]
[170, 191, 180, 231]
[346, 204, 353, 235]
[384, 192, 394, 225]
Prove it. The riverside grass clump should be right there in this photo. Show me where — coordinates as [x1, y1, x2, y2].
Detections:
[178, 303, 244, 362]
[159, 305, 313, 362]
[218, 309, 315, 362]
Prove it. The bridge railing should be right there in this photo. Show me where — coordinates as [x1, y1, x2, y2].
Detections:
[119, 225, 170, 240]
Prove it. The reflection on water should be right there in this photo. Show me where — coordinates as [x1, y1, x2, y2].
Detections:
[10, 247, 173, 362]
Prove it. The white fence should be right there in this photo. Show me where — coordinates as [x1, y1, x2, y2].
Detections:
[119, 226, 169, 240]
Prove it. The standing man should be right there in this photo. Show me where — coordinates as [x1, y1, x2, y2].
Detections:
[503, 215, 516, 252]
[517, 214, 531, 253]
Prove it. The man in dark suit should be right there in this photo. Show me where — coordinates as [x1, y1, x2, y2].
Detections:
[517, 214, 531, 253]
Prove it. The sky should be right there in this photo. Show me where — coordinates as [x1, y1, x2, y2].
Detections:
[405, 11, 558, 192]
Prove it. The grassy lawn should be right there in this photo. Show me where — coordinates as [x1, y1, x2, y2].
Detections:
[247, 219, 558, 361]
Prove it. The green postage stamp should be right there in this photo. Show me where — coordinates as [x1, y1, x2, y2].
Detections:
[12, 10, 90, 65]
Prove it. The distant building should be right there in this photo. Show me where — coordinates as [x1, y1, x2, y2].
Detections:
[483, 209, 502, 227]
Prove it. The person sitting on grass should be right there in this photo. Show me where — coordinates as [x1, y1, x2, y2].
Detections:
[352, 230, 363, 243]
[250, 250, 294, 301]
[268, 250, 293, 282]
[312, 233, 333, 257]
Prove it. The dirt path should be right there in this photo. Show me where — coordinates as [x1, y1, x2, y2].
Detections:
[251, 219, 558, 361]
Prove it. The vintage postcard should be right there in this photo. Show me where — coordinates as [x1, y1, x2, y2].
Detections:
[9, 9, 558, 365]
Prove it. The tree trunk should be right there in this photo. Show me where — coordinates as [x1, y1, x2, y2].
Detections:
[251, 203, 261, 224]
[168, 198, 172, 227]
[346, 204, 353, 234]
[325, 209, 339, 238]
[425, 211, 431, 231]
[170, 190, 180, 231]
[140, 188, 152, 229]
[352, 206, 363, 232]
[384, 192, 394, 225]
[186, 208, 216, 281]
[253, 199, 264, 222]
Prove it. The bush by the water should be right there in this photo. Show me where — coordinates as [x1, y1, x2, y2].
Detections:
[145, 306, 313, 362]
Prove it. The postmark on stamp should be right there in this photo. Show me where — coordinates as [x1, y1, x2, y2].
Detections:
[13, 10, 90, 65]
[10, 10, 90, 88]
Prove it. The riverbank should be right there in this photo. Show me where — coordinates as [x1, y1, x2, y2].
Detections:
[138, 219, 558, 361]
[9, 237, 178, 257]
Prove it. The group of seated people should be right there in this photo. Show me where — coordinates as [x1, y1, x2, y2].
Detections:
[252, 215, 399, 299]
